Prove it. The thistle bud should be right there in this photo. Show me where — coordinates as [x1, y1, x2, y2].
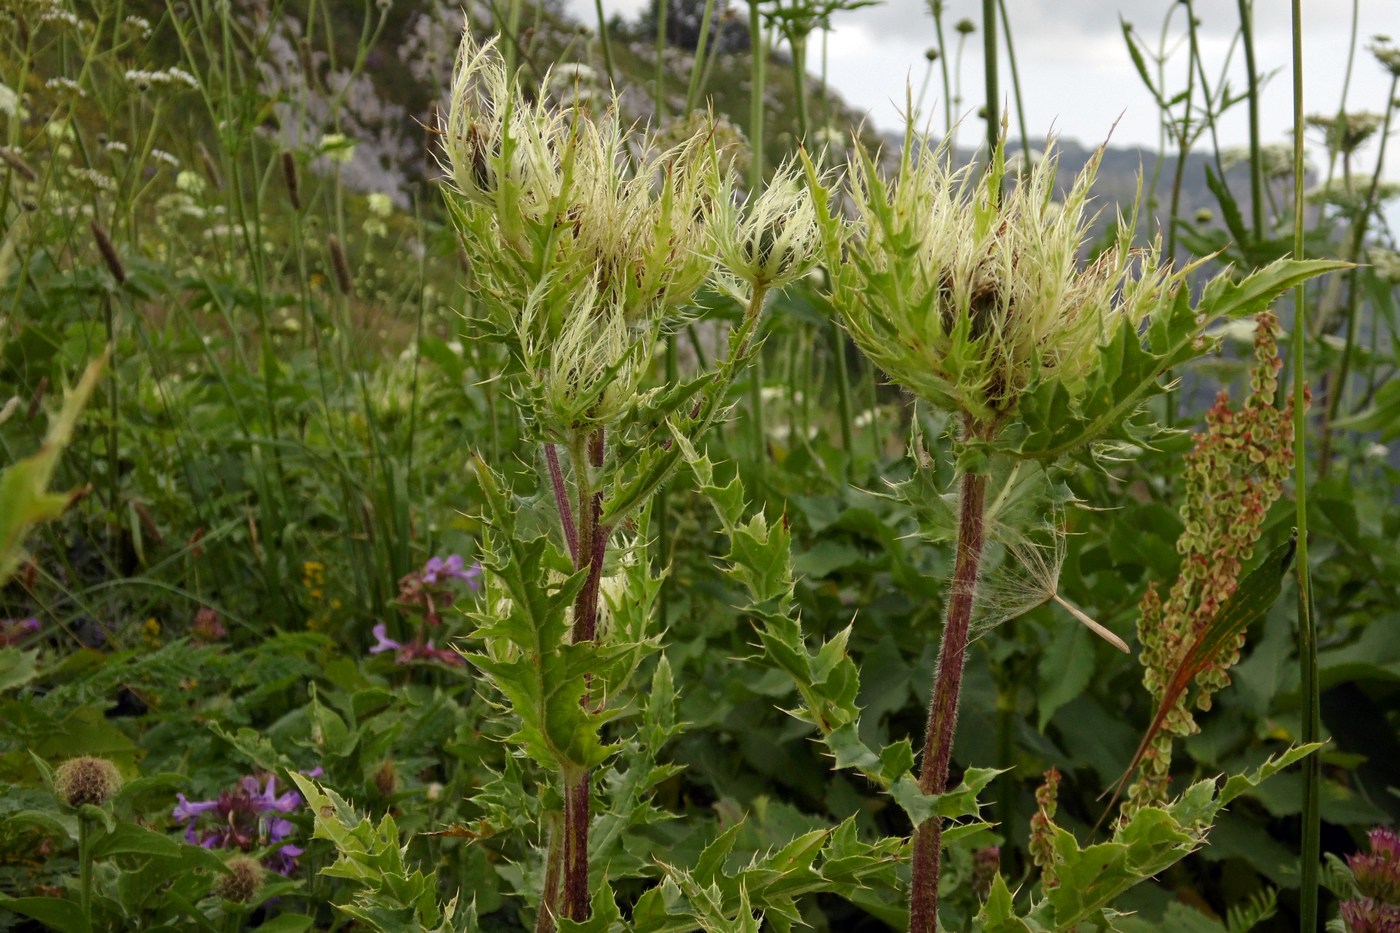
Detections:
[715, 161, 819, 291]
[54, 756, 122, 807]
[214, 856, 264, 902]
[372, 759, 398, 798]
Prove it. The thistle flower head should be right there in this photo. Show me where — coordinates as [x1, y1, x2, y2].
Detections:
[818, 135, 1176, 432]
[215, 856, 264, 903]
[54, 756, 122, 807]
[441, 29, 727, 435]
[714, 159, 820, 290]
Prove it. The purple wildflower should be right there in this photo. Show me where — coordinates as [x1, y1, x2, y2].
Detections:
[369, 623, 462, 666]
[0, 617, 40, 647]
[420, 554, 480, 588]
[171, 773, 305, 874]
[370, 623, 403, 654]
[1343, 826, 1400, 931]
[1341, 898, 1400, 933]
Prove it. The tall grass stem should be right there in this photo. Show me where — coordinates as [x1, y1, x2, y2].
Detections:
[1289, 1, 1321, 927]
[1237, 0, 1264, 238]
[981, 0, 997, 155]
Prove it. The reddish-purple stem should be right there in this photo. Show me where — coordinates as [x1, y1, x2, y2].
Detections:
[562, 428, 608, 922]
[910, 466, 988, 933]
[545, 444, 578, 564]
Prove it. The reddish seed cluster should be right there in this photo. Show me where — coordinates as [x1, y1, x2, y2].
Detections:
[1132, 312, 1300, 804]
[1029, 768, 1061, 888]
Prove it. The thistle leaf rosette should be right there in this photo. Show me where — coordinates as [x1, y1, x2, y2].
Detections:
[442, 30, 726, 439]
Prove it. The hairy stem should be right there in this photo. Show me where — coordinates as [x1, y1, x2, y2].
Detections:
[910, 463, 989, 933]
[545, 443, 578, 565]
[561, 427, 608, 921]
[535, 815, 564, 933]
[562, 768, 592, 921]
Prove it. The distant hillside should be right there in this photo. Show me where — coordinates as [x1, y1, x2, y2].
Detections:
[121, 0, 1269, 235]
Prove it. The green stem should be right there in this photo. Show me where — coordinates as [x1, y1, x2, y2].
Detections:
[1321, 72, 1398, 466]
[996, 0, 1029, 158]
[654, 0, 668, 122]
[931, 2, 952, 138]
[1237, 0, 1264, 238]
[656, 334, 678, 620]
[982, 0, 997, 154]
[536, 815, 564, 933]
[789, 32, 809, 140]
[592, 0, 617, 86]
[747, 3, 767, 482]
[684, 0, 718, 114]
[1289, 2, 1321, 929]
[749, 2, 765, 181]
[828, 320, 854, 481]
[78, 814, 93, 925]
[910, 455, 989, 933]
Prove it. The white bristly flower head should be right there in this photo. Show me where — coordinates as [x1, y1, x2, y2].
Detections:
[817, 134, 1179, 433]
[714, 159, 820, 291]
[441, 28, 728, 437]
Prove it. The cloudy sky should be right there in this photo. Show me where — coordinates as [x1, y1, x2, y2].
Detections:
[564, 0, 1397, 164]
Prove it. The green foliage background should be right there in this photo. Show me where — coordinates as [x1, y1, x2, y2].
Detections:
[1, 0, 1397, 930]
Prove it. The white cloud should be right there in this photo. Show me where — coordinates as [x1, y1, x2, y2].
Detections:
[560, 0, 1397, 165]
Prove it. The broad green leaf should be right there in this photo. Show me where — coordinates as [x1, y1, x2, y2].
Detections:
[0, 895, 92, 933]
[89, 822, 186, 860]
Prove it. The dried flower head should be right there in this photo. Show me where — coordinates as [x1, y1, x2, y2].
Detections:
[54, 756, 122, 807]
[819, 136, 1177, 433]
[1306, 111, 1384, 155]
[1028, 767, 1061, 888]
[215, 856, 264, 902]
[1369, 36, 1400, 78]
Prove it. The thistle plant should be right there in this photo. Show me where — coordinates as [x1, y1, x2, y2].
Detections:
[439, 28, 818, 925]
[805, 130, 1343, 931]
